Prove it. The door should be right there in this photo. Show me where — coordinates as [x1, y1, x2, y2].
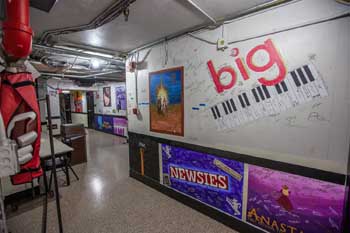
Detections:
[86, 91, 95, 129]
[59, 93, 72, 124]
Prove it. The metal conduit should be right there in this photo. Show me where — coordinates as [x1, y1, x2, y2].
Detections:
[39, 0, 136, 44]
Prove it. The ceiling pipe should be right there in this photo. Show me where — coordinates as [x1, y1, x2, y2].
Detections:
[185, 0, 217, 24]
[32, 44, 124, 64]
[38, 0, 136, 44]
[40, 70, 122, 79]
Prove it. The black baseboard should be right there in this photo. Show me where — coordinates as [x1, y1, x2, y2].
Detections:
[130, 170, 263, 233]
[4, 186, 41, 206]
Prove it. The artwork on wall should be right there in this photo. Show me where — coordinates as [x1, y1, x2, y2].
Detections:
[115, 86, 127, 112]
[95, 116, 103, 130]
[207, 39, 329, 131]
[95, 115, 128, 137]
[161, 144, 244, 219]
[149, 67, 184, 136]
[73, 91, 83, 113]
[247, 165, 345, 233]
[103, 86, 112, 107]
[95, 115, 113, 134]
[113, 117, 128, 137]
[101, 116, 113, 134]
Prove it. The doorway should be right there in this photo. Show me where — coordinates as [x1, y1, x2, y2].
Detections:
[86, 91, 95, 129]
[59, 93, 72, 124]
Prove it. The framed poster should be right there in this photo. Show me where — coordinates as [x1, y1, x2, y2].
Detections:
[247, 165, 345, 233]
[103, 86, 111, 107]
[115, 86, 127, 111]
[161, 144, 244, 219]
[149, 67, 184, 136]
[72, 91, 83, 112]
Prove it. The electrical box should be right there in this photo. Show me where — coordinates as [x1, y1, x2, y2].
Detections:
[217, 38, 228, 51]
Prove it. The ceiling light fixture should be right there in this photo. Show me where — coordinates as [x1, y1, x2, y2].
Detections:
[91, 59, 101, 69]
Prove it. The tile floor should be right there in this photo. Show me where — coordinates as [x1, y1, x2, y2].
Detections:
[7, 130, 237, 233]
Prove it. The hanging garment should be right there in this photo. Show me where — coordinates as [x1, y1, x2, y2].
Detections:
[0, 71, 42, 185]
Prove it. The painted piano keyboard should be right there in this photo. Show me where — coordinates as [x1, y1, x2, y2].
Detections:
[210, 64, 328, 130]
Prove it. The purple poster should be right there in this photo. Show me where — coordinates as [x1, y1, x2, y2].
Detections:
[115, 86, 127, 111]
[95, 116, 103, 130]
[247, 165, 345, 233]
[161, 144, 244, 219]
[101, 116, 113, 134]
[113, 117, 127, 137]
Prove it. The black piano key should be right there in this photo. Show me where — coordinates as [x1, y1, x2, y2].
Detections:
[238, 95, 245, 108]
[252, 89, 260, 103]
[281, 81, 288, 92]
[303, 65, 315, 82]
[297, 68, 308, 84]
[222, 102, 229, 115]
[257, 86, 265, 100]
[243, 93, 250, 106]
[225, 100, 233, 113]
[215, 106, 221, 118]
[291, 71, 301, 87]
[230, 99, 237, 112]
[275, 83, 282, 94]
[262, 85, 271, 98]
[211, 107, 217, 119]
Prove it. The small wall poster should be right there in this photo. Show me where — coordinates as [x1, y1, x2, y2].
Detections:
[161, 144, 244, 219]
[149, 67, 184, 136]
[73, 91, 83, 113]
[103, 86, 112, 107]
[247, 165, 345, 233]
[115, 86, 127, 111]
[113, 117, 128, 137]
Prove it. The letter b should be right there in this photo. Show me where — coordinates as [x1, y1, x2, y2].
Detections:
[207, 60, 237, 93]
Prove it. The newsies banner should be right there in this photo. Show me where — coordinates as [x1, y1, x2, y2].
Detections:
[161, 144, 244, 219]
[247, 165, 345, 233]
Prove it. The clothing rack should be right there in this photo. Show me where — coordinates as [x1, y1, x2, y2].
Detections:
[39, 94, 64, 233]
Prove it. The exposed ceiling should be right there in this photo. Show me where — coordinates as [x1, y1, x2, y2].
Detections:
[30, 0, 275, 53]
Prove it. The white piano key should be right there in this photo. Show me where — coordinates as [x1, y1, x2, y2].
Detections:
[284, 75, 301, 106]
[308, 64, 328, 97]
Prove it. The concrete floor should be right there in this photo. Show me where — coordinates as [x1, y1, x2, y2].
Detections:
[7, 129, 236, 233]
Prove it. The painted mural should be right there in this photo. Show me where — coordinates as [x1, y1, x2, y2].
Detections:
[247, 165, 345, 233]
[113, 117, 128, 137]
[206, 39, 328, 131]
[149, 67, 184, 136]
[161, 144, 244, 219]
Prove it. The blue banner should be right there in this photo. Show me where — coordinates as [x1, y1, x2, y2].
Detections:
[161, 144, 244, 219]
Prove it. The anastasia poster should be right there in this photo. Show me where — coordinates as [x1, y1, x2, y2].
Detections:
[247, 165, 345, 233]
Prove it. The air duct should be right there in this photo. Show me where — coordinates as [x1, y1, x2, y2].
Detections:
[2, 0, 33, 60]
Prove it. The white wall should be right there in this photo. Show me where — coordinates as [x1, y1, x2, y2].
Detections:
[94, 82, 127, 117]
[43, 78, 98, 134]
[126, 0, 350, 174]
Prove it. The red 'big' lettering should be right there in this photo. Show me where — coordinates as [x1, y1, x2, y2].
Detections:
[207, 39, 287, 93]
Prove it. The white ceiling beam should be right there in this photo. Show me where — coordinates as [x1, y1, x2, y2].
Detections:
[185, 0, 217, 24]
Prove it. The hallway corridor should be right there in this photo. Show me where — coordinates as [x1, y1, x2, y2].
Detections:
[7, 130, 236, 233]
